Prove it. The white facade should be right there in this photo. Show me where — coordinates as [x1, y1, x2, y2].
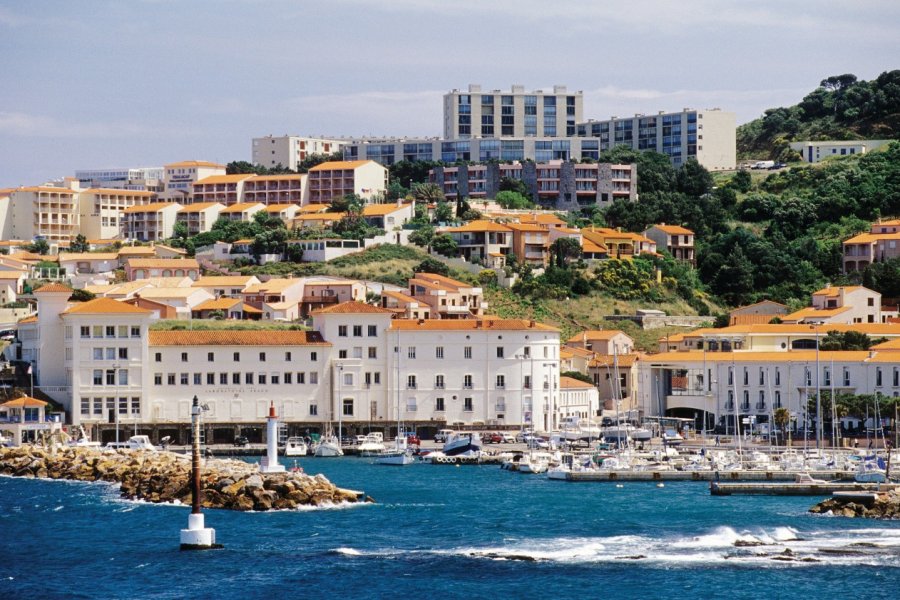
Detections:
[78, 188, 156, 240]
[121, 203, 183, 241]
[789, 139, 892, 164]
[251, 136, 344, 171]
[162, 161, 226, 201]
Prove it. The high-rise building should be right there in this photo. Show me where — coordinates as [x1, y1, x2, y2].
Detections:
[443, 84, 583, 139]
[576, 108, 736, 170]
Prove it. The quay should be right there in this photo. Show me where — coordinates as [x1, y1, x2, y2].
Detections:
[710, 481, 900, 496]
[561, 469, 856, 483]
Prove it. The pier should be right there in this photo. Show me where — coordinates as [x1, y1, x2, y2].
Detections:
[710, 481, 900, 496]
[560, 469, 856, 483]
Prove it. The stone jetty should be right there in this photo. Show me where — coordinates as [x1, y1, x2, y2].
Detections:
[810, 488, 900, 519]
[0, 446, 371, 511]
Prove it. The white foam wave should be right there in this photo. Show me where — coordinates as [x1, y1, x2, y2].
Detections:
[333, 547, 362, 556]
[52, 505, 64, 512]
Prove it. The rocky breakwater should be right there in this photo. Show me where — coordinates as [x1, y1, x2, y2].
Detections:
[810, 489, 900, 519]
[0, 446, 371, 511]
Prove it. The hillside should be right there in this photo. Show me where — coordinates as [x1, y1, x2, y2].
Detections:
[737, 70, 900, 160]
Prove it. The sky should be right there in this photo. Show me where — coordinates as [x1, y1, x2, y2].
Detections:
[0, 0, 897, 186]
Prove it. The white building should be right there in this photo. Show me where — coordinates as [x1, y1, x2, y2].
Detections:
[789, 139, 892, 164]
[78, 188, 156, 240]
[251, 136, 344, 171]
[162, 161, 226, 201]
[121, 202, 182, 241]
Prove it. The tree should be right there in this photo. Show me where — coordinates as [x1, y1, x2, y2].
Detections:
[550, 237, 582, 268]
[676, 159, 714, 197]
[413, 257, 450, 276]
[430, 234, 458, 258]
[561, 371, 594, 384]
[499, 176, 529, 197]
[731, 170, 752, 193]
[433, 200, 454, 224]
[27, 239, 49, 255]
[494, 190, 533, 209]
[774, 407, 791, 446]
[408, 225, 435, 249]
[711, 246, 755, 306]
[68, 289, 96, 302]
[171, 222, 189, 243]
[412, 182, 445, 204]
[69, 234, 89, 253]
[821, 74, 858, 92]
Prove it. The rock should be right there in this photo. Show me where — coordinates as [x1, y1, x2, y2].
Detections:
[244, 475, 264, 490]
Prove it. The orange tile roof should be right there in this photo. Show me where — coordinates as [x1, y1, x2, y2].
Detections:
[505, 223, 548, 232]
[643, 350, 873, 364]
[588, 353, 640, 368]
[382, 290, 419, 303]
[126, 258, 200, 269]
[13, 186, 77, 194]
[312, 301, 394, 315]
[177, 202, 224, 213]
[582, 239, 607, 253]
[812, 286, 864, 296]
[193, 297, 243, 311]
[412, 272, 472, 289]
[58, 252, 119, 261]
[519, 213, 567, 225]
[390, 318, 558, 332]
[263, 204, 299, 212]
[17, 315, 38, 324]
[308, 160, 375, 171]
[652, 224, 694, 235]
[62, 297, 153, 315]
[34, 283, 73, 294]
[362, 203, 407, 216]
[730, 299, 788, 313]
[220, 202, 264, 213]
[165, 160, 226, 169]
[148, 330, 329, 346]
[122, 202, 180, 214]
[0, 271, 25, 279]
[567, 330, 628, 342]
[7, 252, 46, 262]
[117, 246, 157, 255]
[443, 220, 512, 233]
[783, 306, 851, 320]
[299, 204, 331, 213]
[730, 314, 781, 326]
[294, 212, 345, 221]
[843, 233, 880, 244]
[193, 276, 258, 287]
[560, 376, 596, 389]
[0, 396, 48, 408]
[193, 174, 255, 185]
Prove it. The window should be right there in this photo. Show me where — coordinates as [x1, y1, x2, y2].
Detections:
[523, 375, 532, 389]
[353, 325, 362, 337]
[843, 368, 850, 386]
[193, 373, 201, 385]
[93, 325, 103, 338]
[310, 352, 317, 362]
[743, 368, 749, 386]
[93, 369, 103, 385]
[130, 397, 140, 415]
[81, 398, 90, 415]
[259, 373, 267, 385]
[206, 373, 214, 385]
[105, 348, 116, 360]
[285, 352, 292, 361]
[131, 326, 140, 338]
[297, 372, 305, 384]
[353, 347, 363, 359]
[775, 368, 781, 386]
[728, 367, 733, 386]
[496, 374, 505, 388]
[464, 346, 472, 359]
[464, 397, 473, 412]
[310, 372, 318, 384]
[342, 399, 354, 416]
[435, 374, 444, 389]
[408, 347, 416, 359]
[93, 348, 104, 361]
[496, 347, 504, 359]
[309, 405, 318, 416]
[407, 375, 417, 389]
[106, 326, 115, 338]
[208, 352, 214, 362]
[118, 397, 127, 415]
[285, 372, 293, 384]
[155, 352, 162, 363]
[338, 325, 348, 337]
[464, 374, 473, 389]
[524, 346, 530, 358]
[436, 397, 445, 411]
[435, 346, 444, 359]
[154, 373, 162, 385]
[233, 352, 240, 362]
[80, 326, 90, 338]
[759, 369, 765, 385]
[232, 373, 240, 384]
[220, 373, 228, 384]
[168, 373, 176, 385]
[368, 347, 377, 359]
[343, 373, 353, 386]
[245, 373, 254, 385]
[374, 372, 381, 385]
[806, 368, 813, 386]
[259, 352, 266, 362]
[339, 350, 348, 359]
[368, 325, 377, 337]
[775, 391, 782, 408]
[180, 373, 188, 385]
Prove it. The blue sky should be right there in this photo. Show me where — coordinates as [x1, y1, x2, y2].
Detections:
[0, 0, 897, 185]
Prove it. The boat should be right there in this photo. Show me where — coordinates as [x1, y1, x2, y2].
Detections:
[127, 435, 155, 451]
[661, 429, 684, 446]
[314, 435, 343, 457]
[67, 425, 101, 448]
[358, 433, 386, 456]
[374, 436, 416, 466]
[854, 457, 888, 483]
[518, 453, 550, 474]
[284, 437, 308, 457]
[442, 432, 482, 457]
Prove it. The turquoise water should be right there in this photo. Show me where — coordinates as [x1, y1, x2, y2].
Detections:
[2, 457, 899, 599]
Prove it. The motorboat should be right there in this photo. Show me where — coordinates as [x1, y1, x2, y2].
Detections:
[854, 457, 888, 483]
[442, 432, 482, 457]
[374, 435, 416, 466]
[314, 435, 343, 457]
[284, 437, 308, 457]
[67, 425, 101, 448]
[127, 435, 155, 451]
[661, 429, 684, 446]
[358, 433, 386, 456]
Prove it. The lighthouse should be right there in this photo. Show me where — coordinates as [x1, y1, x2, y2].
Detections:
[259, 402, 285, 473]
[180, 395, 221, 550]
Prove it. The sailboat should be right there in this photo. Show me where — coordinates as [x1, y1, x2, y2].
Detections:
[374, 328, 415, 466]
[314, 426, 343, 457]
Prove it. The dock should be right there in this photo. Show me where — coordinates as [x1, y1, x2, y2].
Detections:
[711, 481, 900, 496]
[561, 469, 855, 483]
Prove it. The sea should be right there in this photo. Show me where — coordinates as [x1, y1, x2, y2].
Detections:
[1, 457, 899, 599]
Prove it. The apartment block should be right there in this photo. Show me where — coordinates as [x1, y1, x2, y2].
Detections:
[251, 135, 345, 171]
[121, 202, 182, 241]
[430, 161, 637, 210]
[443, 84, 583, 139]
[75, 167, 164, 192]
[190, 174, 254, 205]
[162, 161, 226, 201]
[440, 220, 512, 267]
[408, 272, 486, 319]
[782, 286, 882, 325]
[7, 186, 80, 244]
[242, 174, 305, 205]
[175, 202, 225, 235]
[577, 108, 736, 170]
[219, 202, 265, 222]
[306, 160, 387, 204]
[78, 188, 156, 240]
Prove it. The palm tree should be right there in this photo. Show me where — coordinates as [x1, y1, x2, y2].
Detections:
[774, 407, 791, 447]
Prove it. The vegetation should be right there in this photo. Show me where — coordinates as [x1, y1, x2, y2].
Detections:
[737, 70, 900, 160]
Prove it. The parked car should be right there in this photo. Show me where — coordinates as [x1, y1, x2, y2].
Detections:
[434, 429, 455, 443]
[483, 432, 503, 444]
[528, 437, 550, 450]
[406, 433, 421, 446]
[500, 432, 517, 443]
[233, 435, 250, 447]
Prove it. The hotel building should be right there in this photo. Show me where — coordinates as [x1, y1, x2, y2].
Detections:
[306, 160, 388, 204]
[251, 135, 345, 171]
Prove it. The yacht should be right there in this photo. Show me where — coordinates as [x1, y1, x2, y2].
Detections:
[374, 437, 416, 466]
[358, 433, 386, 456]
[314, 435, 343, 457]
[442, 432, 482, 457]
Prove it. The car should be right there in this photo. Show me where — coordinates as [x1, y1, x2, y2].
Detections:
[528, 438, 550, 450]
[483, 432, 502, 444]
[406, 433, 421, 446]
[233, 436, 250, 447]
[434, 429, 455, 443]
[500, 432, 517, 443]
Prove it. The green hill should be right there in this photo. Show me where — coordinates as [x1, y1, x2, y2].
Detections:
[737, 70, 900, 160]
